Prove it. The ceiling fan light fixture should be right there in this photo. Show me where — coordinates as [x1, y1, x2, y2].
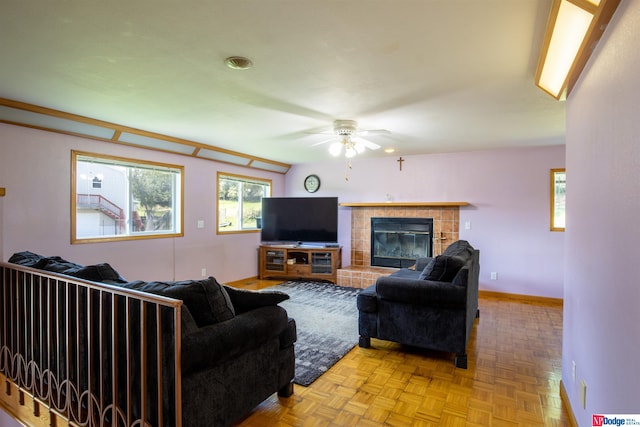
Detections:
[224, 56, 253, 70]
[345, 147, 357, 158]
[318, 119, 390, 159]
[329, 142, 343, 156]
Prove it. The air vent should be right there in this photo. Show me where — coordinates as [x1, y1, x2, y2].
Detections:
[224, 56, 253, 70]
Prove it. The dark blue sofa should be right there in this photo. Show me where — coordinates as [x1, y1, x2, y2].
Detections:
[8, 251, 296, 427]
[357, 240, 480, 368]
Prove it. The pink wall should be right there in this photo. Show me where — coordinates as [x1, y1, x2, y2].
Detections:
[286, 144, 566, 298]
[563, 1, 640, 422]
[0, 123, 285, 283]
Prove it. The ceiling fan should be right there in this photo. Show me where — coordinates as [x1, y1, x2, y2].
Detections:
[311, 120, 391, 158]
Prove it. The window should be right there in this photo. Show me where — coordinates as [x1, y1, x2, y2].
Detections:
[72, 151, 183, 243]
[217, 172, 271, 234]
[550, 168, 566, 232]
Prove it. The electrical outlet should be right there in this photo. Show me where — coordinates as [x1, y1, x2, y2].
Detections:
[572, 360, 576, 383]
[197, 220, 205, 229]
[580, 380, 587, 409]
[201, 268, 207, 277]
[491, 272, 498, 280]
[465, 220, 471, 230]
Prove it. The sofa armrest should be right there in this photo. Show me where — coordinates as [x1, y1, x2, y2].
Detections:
[181, 305, 289, 376]
[376, 276, 466, 308]
[223, 285, 289, 314]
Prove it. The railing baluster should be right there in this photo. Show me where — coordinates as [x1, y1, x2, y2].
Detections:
[0, 263, 182, 427]
[156, 305, 162, 427]
[112, 293, 118, 427]
[140, 302, 147, 425]
[125, 296, 131, 427]
[99, 289, 104, 427]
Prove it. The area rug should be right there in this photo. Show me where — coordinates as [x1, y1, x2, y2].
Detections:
[267, 281, 361, 386]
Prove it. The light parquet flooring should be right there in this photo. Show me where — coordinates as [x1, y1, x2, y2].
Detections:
[230, 279, 569, 427]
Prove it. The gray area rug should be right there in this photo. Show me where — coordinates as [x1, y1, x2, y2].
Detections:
[267, 281, 361, 386]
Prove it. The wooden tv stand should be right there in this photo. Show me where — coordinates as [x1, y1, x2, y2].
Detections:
[259, 245, 342, 283]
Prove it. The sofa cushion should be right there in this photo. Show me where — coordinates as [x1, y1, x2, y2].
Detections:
[390, 268, 422, 280]
[223, 285, 289, 313]
[376, 278, 466, 308]
[122, 277, 235, 327]
[418, 255, 466, 282]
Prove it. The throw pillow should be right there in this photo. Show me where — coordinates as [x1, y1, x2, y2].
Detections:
[41, 258, 85, 273]
[442, 240, 474, 259]
[8, 251, 45, 267]
[223, 286, 289, 313]
[123, 277, 235, 327]
[418, 255, 466, 282]
[417, 257, 436, 280]
[66, 263, 128, 283]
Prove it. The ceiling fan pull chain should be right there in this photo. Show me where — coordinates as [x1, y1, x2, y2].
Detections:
[345, 160, 352, 181]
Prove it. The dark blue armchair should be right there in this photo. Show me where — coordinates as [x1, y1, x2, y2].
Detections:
[357, 240, 480, 368]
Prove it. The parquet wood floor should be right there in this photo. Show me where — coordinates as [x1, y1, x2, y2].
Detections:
[230, 279, 569, 426]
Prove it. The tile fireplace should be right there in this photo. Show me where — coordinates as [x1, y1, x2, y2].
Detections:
[337, 202, 467, 288]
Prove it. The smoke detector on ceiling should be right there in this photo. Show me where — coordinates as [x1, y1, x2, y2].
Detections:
[224, 56, 253, 70]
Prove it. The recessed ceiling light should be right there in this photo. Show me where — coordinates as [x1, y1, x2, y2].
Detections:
[384, 148, 396, 153]
[225, 56, 253, 70]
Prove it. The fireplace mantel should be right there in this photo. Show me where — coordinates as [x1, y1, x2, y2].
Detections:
[340, 201, 468, 207]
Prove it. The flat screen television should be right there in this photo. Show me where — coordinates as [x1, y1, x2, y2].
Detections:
[261, 197, 338, 245]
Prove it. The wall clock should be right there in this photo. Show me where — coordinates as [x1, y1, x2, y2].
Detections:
[304, 174, 321, 193]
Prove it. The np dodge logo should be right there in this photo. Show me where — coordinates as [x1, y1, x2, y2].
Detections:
[593, 415, 631, 426]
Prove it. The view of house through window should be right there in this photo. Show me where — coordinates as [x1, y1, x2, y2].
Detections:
[217, 172, 271, 233]
[72, 151, 183, 243]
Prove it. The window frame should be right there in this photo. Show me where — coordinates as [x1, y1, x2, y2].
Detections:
[71, 150, 184, 244]
[216, 172, 271, 235]
[550, 168, 566, 232]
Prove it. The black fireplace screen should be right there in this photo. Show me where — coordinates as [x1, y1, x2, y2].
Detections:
[371, 217, 433, 268]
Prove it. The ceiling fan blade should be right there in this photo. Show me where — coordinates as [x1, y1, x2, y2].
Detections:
[360, 129, 391, 136]
[355, 137, 381, 150]
[310, 137, 337, 147]
[305, 129, 334, 135]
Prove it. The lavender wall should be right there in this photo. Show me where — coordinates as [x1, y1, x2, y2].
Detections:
[0, 410, 20, 427]
[0, 123, 285, 283]
[563, 1, 640, 423]
[286, 144, 566, 298]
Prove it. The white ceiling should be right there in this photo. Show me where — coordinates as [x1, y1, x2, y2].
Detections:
[0, 0, 565, 165]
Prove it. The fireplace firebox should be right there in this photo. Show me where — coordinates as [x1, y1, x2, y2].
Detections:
[371, 217, 433, 268]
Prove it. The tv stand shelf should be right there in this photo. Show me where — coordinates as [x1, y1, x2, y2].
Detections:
[259, 245, 342, 283]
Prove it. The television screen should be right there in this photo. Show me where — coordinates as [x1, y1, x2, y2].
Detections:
[261, 197, 338, 244]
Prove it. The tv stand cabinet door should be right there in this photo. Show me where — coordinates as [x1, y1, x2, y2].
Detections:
[260, 247, 286, 278]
